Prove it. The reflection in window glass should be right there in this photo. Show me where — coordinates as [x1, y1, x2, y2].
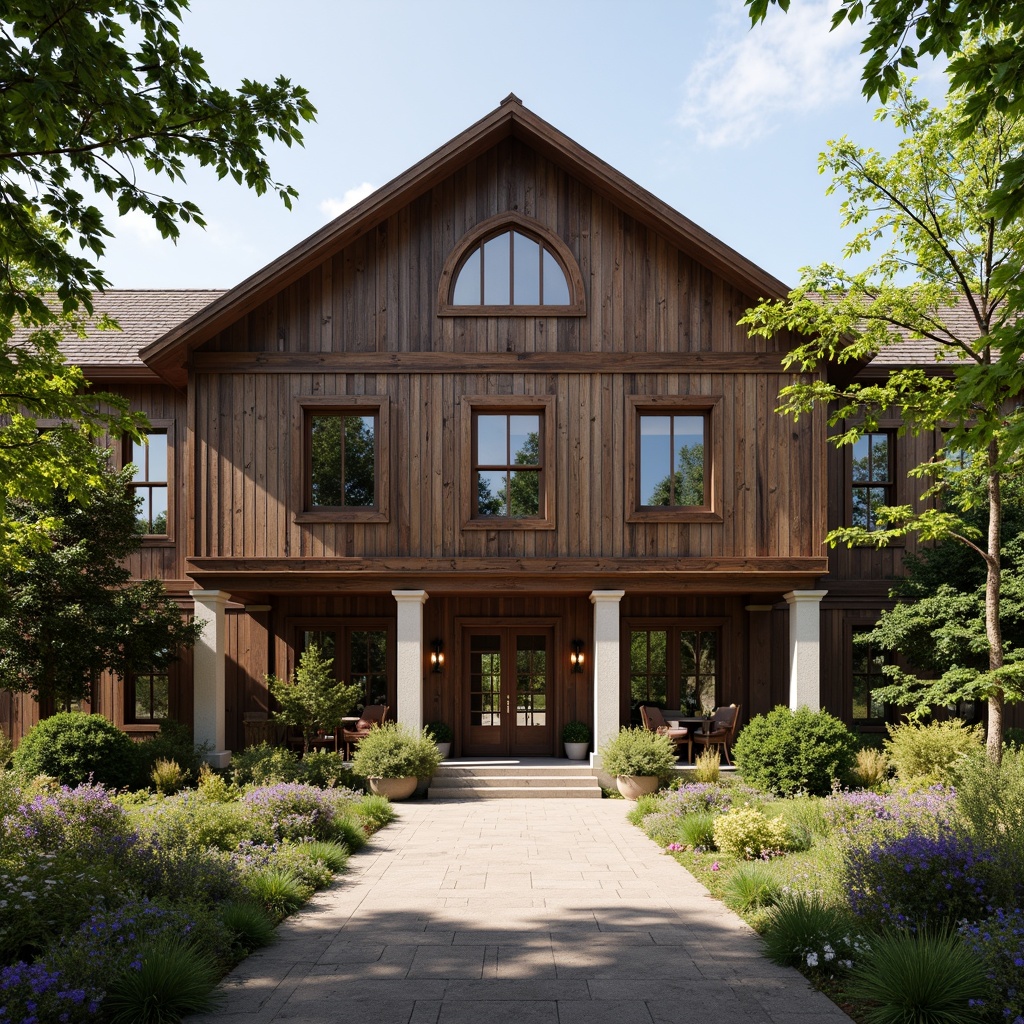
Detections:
[851, 432, 892, 530]
[473, 411, 543, 518]
[639, 414, 705, 507]
[128, 430, 169, 535]
[470, 635, 502, 726]
[515, 634, 547, 726]
[452, 228, 573, 307]
[680, 630, 717, 711]
[852, 629, 887, 721]
[350, 630, 388, 706]
[133, 671, 169, 721]
[310, 413, 376, 508]
[630, 630, 668, 706]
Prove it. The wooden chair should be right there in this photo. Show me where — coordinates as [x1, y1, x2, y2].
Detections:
[692, 704, 741, 765]
[640, 705, 692, 763]
[341, 704, 389, 759]
[241, 712, 287, 749]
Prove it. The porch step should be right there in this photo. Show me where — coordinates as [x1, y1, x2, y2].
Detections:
[427, 761, 602, 800]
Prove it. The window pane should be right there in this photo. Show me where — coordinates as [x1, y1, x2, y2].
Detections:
[130, 438, 147, 482]
[134, 491, 151, 535]
[150, 488, 168, 534]
[310, 415, 342, 506]
[453, 248, 481, 305]
[483, 233, 511, 305]
[476, 414, 507, 465]
[512, 232, 540, 305]
[151, 674, 169, 719]
[303, 630, 337, 662]
[470, 635, 501, 726]
[640, 416, 672, 505]
[673, 415, 705, 506]
[508, 469, 540, 516]
[477, 471, 506, 516]
[343, 415, 376, 507]
[542, 249, 571, 305]
[147, 433, 167, 482]
[852, 436, 871, 482]
[871, 434, 890, 482]
[510, 415, 540, 465]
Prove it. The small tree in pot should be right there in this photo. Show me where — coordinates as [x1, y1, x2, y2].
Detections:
[598, 726, 678, 799]
[267, 644, 361, 754]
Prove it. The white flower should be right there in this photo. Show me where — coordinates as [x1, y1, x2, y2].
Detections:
[806, 952, 819, 968]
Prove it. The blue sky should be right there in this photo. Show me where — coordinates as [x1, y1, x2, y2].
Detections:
[94, 0, 946, 293]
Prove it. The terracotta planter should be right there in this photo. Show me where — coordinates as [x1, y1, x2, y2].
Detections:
[366, 776, 418, 800]
[564, 741, 589, 761]
[616, 775, 659, 800]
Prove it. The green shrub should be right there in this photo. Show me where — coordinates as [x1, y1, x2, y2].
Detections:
[272, 843, 336, 890]
[692, 747, 721, 784]
[723, 861, 782, 913]
[219, 900, 277, 952]
[150, 758, 186, 795]
[103, 936, 222, 1023]
[712, 806, 794, 859]
[242, 866, 310, 920]
[298, 839, 350, 873]
[425, 720, 454, 743]
[733, 705, 857, 797]
[351, 723, 440, 779]
[333, 815, 369, 852]
[884, 720, 985, 787]
[678, 811, 717, 850]
[852, 747, 891, 790]
[772, 797, 828, 852]
[562, 720, 590, 743]
[1004, 727, 1024, 749]
[299, 750, 354, 788]
[762, 892, 863, 972]
[626, 794, 664, 825]
[351, 794, 394, 833]
[136, 719, 205, 787]
[598, 727, 679, 781]
[640, 811, 689, 848]
[846, 929, 989, 1024]
[12, 712, 142, 789]
[230, 743, 303, 786]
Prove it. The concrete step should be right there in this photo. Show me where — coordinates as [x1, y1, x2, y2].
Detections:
[429, 784, 602, 800]
[430, 773, 598, 788]
[434, 765, 595, 779]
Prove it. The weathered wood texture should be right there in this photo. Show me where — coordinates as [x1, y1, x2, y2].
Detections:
[184, 139, 823, 572]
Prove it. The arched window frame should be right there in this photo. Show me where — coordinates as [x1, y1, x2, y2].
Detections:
[437, 212, 586, 317]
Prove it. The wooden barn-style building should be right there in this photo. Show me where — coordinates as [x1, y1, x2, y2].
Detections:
[3, 97, 1012, 762]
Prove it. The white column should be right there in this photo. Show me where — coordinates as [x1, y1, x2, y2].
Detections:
[590, 590, 625, 767]
[393, 590, 428, 731]
[784, 590, 827, 711]
[190, 589, 231, 768]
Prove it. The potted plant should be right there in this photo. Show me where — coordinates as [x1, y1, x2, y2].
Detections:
[266, 644, 362, 753]
[425, 720, 453, 759]
[562, 720, 591, 760]
[351, 723, 442, 800]
[598, 726, 678, 800]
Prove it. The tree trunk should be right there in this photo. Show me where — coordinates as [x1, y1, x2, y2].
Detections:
[985, 448, 1004, 765]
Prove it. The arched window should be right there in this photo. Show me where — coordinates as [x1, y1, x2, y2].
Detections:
[438, 213, 585, 315]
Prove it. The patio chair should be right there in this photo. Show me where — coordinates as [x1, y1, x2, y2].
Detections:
[241, 712, 287, 749]
[692, 703, 741, 765]
[341, 704, 389, 759]
[640, 705, 692, 763]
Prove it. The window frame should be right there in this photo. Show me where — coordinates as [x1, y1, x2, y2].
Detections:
[437, 212, 586, 317]
[848, 428, 896, 532]
[460, 395, 556, 531]
[849, 623, 890, 727]
[620, 618, 726, 725]
[292, 395, 390, 524]
[626, 395, 723, 523]
[290, 619, 396, 711]
[123, 419, 175, 545]
[124, 667, 172, 725]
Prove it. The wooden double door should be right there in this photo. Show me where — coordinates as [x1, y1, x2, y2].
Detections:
[462, 623, 555, 756]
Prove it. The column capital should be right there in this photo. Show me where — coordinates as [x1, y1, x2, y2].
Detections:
[784, 589, 828, 606]
[392, 589, 428, 605]
[590, 590, 625, 605]
[190, 589, 231, 607]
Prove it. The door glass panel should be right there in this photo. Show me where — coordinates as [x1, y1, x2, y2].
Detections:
[350, 630, 388, 706]
[630, 630, 667, 705]
[515, 634, 547, 726]
[470, 635, 502, 726]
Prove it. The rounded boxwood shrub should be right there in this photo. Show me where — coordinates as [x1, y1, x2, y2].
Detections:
[598, 726, 678, 781]
[12, 712, 142, 789]
[732, 705, 857, 797]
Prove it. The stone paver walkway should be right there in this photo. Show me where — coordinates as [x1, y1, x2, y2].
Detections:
[188, 799, 851, 1024]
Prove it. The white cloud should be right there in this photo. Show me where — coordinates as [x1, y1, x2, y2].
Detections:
[320, 182, 377, 220]
[678, 0, 862, 148]
[118, 208, 164, 247]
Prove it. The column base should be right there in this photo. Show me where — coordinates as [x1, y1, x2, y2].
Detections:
[204, 750, 232, 769]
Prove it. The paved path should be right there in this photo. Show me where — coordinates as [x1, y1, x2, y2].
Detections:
[188, 800, 851, 1024]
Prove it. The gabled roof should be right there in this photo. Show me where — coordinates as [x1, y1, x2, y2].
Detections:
[48, 290, 222, 382]
[141, 94, 793, 386]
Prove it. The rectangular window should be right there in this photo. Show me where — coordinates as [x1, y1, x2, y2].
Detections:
[626, 622, 722, 724]
[626, 396, 722, 523]
[294, 397, 389, 523]
[128, 670, 170, 722]
[296, 623, 392, 709]
[309, 413, 377, 508]
[461, 396, 555, 529]
[127, 429, 169, 536]
[852, 628, 887, 723]
[851, 431, 893, 530]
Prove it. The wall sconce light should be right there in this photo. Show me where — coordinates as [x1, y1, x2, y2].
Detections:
[430, 638, 444, 673]
[570, 639, 584, 673]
